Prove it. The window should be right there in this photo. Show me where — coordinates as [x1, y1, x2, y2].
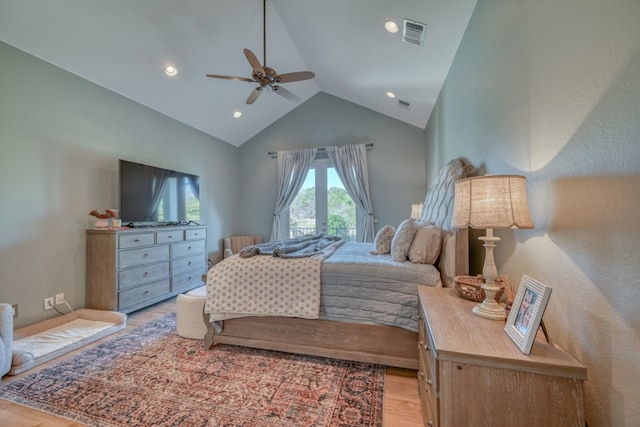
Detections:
[287, 159, 361, 241]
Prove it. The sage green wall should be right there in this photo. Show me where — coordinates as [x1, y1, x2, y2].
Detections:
[0, 42, 240, 328]
[425, 1, 640, 425]
[238, 92, 427, 240]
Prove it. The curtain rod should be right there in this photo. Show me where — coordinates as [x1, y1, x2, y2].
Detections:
[268, 143, 373, 158]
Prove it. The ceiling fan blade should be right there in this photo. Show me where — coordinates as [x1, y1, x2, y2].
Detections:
[243, 48, 266, 78]
[246, 87, 263, 104]
[206, 74, 255, 83]
[276, 71, 316, 84]
[271, 85, 302, 103]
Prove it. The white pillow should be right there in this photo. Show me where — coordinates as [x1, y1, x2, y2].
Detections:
[408, 224, 442, 264]
[390, 219, 419, 262]
[371, 224, 396, 254]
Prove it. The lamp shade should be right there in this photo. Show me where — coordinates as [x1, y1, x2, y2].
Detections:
[451, 175, 533, 229]
[411, 203, 423, 219]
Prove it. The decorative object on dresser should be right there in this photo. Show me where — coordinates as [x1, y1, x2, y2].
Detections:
[451, 174, 533, 320]
[454, 274, 505, 302]
[86, 226, 207, 313]
[505, 274, 552, 354]
[417, 287, 586, 427]
[89, 208, 117, 229]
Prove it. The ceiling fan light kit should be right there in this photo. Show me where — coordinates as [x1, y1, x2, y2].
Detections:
[206, 0, 315, 105]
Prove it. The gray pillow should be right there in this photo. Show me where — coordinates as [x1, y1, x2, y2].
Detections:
[371, 224, 396, 254]
[390, 219, 419, 262]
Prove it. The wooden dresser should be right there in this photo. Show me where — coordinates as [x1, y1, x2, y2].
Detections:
[86, 226, 207, 313]
[417, 287, 586, 427]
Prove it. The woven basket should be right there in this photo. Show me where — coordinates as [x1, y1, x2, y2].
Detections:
[454, 275, 505, 302]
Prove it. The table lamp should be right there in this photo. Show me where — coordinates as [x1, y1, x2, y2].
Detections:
[451, 175, 533, 320]
[411, 203, 423, 219]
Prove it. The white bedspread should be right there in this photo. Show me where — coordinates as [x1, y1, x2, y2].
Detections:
[205, 240, 342, 323]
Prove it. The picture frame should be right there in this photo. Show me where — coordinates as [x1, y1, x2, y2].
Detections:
[504, 275, 552, 354]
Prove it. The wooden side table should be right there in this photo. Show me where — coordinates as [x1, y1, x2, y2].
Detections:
[417, 286, 586, 427]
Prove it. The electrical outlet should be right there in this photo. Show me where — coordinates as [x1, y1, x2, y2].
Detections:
[12, 304, 18, 318]
[55, 293, 65, 305]
[44, 297, 54, 310]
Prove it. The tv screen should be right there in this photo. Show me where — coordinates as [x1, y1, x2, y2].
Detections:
[119, 159, 200, 225]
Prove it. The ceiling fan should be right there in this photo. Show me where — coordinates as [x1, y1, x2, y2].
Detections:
[206, 0, 315, 105]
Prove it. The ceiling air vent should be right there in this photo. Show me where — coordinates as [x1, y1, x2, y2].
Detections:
[403, 19, 426, 46]
[397, 99, 411, 110]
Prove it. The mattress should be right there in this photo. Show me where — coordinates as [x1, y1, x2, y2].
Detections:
[320, 242, 442, 332]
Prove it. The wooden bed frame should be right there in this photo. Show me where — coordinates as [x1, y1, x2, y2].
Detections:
[204, 228, 469, 370]
[204, 158, 474, 370]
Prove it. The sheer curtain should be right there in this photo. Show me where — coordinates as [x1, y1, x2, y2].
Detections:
[326, 144, 375, 242]
[270, 147, 318, 241]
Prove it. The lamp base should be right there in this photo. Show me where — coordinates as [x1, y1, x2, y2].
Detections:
[472, 300, 505, 320]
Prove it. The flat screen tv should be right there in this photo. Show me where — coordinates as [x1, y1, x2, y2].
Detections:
[119, 159, 200, 225]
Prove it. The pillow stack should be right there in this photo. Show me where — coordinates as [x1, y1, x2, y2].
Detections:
[372, 219, 443, 265]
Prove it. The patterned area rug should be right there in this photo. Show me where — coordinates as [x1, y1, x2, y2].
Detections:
[0, 313, 384, 426]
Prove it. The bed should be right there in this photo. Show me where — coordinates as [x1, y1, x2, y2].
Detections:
[203, 158, 475, 369]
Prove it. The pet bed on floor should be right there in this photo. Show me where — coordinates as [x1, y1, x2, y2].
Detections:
[8, 309, 126, 375]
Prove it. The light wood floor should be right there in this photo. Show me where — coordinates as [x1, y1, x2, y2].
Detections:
[0, 299, 423, 427]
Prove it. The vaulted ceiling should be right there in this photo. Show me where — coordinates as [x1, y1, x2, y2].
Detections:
[0, 0, 477, 146]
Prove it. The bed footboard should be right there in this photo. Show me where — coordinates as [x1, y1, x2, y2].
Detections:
[205, 316, 418, 370]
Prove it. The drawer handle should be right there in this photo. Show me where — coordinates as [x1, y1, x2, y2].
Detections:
[143, 253, 149, 257]
[167, 235, 173, 239]
[188, 261, 192, 266]
[144, 289, 150, 294]
[134, 238, 141, 242]
[143, 271, 149, 276]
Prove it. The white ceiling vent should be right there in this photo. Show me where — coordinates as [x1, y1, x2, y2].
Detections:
[397, 99, 411, 109]
[403, 19, 426, 46]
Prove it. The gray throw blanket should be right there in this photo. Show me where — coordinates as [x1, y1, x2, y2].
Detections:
[239, 233, 344, 258]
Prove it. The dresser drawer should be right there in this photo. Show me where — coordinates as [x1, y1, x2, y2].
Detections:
[185, 228, 207, 241]
[119, 279, 170, 311]
[419, 312, 439, 426]
[119, 232, 155, 249]
[172, 271, 204, 293]
[171, 240, 206, 258]
[118, 262, 170, 290]
[119, 245, 169, 269]
[419, 311, 438, 391]
[418, 370, 438, 427]
[171, 254, 205, 276]
[157, 230, 185, 244]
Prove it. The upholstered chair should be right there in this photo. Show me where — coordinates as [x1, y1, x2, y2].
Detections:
[0, 303, 13, 378]
[223, 235, 262, 258]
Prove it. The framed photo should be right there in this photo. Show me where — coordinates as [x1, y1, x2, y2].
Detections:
[504, 275, 552, 354]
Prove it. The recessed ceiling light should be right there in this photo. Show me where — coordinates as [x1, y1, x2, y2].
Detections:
[385, 21, 399, 34]
[386, 91, 396, 99]
[164, 66, 178, 77]
[233, 111, 242, 118]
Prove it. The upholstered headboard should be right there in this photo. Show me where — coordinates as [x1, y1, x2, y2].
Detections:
[420, 158, 476, 287]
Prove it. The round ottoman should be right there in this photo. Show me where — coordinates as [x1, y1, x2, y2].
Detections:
[176, 286, 208, 339]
